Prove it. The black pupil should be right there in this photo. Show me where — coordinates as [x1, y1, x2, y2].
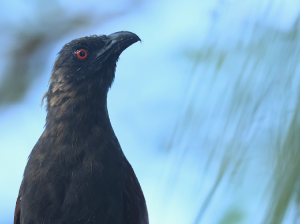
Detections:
[79, 51, 86, 57]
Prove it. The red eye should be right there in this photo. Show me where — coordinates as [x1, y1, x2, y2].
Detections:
[76, 49, 88, 60]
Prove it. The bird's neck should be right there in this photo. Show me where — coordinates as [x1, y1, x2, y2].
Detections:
[43, 87, 115, 144]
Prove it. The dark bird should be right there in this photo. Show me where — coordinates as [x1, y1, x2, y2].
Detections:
[14, 31, 148, 224]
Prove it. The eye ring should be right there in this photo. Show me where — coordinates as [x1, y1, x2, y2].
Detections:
[76, 49, 88, 60]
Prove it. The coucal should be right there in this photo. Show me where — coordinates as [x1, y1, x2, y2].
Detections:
[14, 31, 148, 224]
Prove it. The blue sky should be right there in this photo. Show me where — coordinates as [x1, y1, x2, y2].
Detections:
[1, 0, 300, 223]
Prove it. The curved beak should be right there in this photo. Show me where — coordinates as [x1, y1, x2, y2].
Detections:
[94, 31, 141, 62]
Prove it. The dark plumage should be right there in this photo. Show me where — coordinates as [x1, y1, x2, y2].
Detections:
[14, 31, 148, 224]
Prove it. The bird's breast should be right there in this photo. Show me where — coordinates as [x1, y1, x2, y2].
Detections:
[21, 132, 128, 223]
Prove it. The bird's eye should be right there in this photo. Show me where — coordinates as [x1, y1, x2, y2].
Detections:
[76, 49, 88, 60]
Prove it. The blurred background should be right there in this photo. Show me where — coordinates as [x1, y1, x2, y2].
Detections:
[1, 0, 300, 223]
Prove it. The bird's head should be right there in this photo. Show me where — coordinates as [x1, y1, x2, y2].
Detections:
[44, 31, 140, 110]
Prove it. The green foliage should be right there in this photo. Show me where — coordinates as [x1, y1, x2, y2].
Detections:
[177, 13, 300, 224]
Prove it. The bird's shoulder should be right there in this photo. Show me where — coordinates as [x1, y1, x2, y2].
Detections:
[123, 159, 149, 224]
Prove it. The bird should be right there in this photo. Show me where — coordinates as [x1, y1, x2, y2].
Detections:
[14, 31, 148, 224]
